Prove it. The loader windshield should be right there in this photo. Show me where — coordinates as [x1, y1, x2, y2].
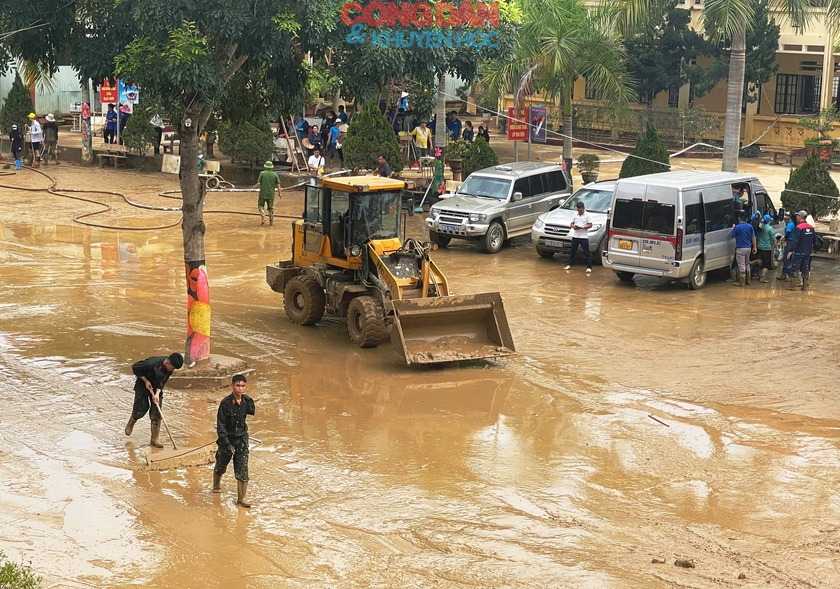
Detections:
[351, 191, 401, 244]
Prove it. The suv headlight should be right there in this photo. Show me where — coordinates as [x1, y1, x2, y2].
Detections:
[533, 217, 545, 230]
[589, 224, 602, 232]
[469, 213, 487, 222]
[430, 208, 440, 219]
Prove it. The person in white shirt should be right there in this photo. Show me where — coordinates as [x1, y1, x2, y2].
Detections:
[307, 149, 325, 186]
[565, 201, 594, 273]
[27, 113, 43, 167]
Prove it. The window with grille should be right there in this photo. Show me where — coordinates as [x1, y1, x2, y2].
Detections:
[668, 87, 679, 108]
[585, 83, 601, 101]
[774, 74, 798, 114]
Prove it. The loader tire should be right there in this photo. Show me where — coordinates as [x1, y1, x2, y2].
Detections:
[347, 296, 386, 348]
[284, 276, 325, 325]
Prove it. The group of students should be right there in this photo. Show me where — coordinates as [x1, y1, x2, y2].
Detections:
[9, 112, 60, 169]
[729, 207, 816, 290]
[125, 352, 257, 508]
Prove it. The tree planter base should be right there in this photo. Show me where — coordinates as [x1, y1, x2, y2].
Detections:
[805, 145, 833, 169]
[580, 173, 599, 184]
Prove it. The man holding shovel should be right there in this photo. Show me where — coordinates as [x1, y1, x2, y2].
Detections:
[213, 375, 256, 508]
[125, 352, 184, 447]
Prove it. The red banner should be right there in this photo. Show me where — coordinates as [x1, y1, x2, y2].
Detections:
[508, 107, 529, 141]
[100, 80, 118, 104]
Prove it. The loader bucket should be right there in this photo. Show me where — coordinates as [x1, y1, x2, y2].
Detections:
[391, 293, 515, 366]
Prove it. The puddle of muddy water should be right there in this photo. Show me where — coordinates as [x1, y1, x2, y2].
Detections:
[2, 164, 840, 587]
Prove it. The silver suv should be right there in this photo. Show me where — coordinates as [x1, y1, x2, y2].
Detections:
[531, 181, 615, 263]
[426, 163, 572, 253]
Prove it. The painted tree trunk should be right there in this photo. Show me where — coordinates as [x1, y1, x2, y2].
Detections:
[81, 81, 93, 163]
[722, 21, 747, 173]
[435, 72, 447, 155]
[180, 102, 211, 364]
[563, 80, 574, 172]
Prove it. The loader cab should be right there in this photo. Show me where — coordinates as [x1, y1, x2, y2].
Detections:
[301, 177, 406, 267]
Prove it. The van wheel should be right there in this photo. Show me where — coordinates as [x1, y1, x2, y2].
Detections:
[687, 258, 707, 290]
[429, 230, 451, 248]
[481, 222, 505, 254]
[535, 246, 554, 258]
[594, 236, 607, 266]
[284, 276, 326, 325]
[347, 296, 386, 347]
[615, 271, 635, 283]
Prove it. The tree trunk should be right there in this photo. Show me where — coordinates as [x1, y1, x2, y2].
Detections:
[563, 78, 574, 172]
[722, 21, 747, 173]
[435, 72, 447, 157]
[80, 80, 93, 163]
[180, 100, 213, 365]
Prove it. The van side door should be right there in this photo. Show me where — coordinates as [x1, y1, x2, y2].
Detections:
[701, 184, 736, 271]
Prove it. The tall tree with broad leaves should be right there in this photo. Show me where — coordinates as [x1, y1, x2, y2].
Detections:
[316, 0, 521, 155]
[482, 0, 635, 168]
[703, 0, 809, 172]
[0, 0, 313, 366]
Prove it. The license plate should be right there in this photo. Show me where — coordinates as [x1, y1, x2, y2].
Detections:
[618, 239, 633, 250]
[441, 224, 459, 232]
[545, 239, 564, 248]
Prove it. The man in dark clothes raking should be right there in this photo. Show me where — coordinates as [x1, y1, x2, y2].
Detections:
[125, 352, 184, 447]
[213, 374, 256, 508]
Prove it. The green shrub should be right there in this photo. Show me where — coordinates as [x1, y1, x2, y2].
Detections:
[0, 75, 34, 135]
[780, 151, 840, 219]
[0, 551, 41, 589]
[462, 137, 499, 178]
[217, 120, 273, 169]
[343, 102, 403, 173]
[619, 121, 670, 178]
[122, 106, 159, 157]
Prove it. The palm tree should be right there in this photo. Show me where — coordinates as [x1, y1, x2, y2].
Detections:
[703, 0, 810, 171]
[481, 0, 636, 167]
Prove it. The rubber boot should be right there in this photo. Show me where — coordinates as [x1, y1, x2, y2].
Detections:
[269, 213, 274, 226]
[787, 274, 799, 291]
[260, 214, 266, 226]
[14, 160, 20, 170]
[733, 268, 744, 287]
[150, 420, 164, 448]
[744, 267, 751, 286]
[776, 273, 787, 280]
[760, 269, 770, 283]
[212, 471, 222, 494]
[802, 276, 810, 291]
[125, 414, 139, 436]
[237, 480, 251, 508]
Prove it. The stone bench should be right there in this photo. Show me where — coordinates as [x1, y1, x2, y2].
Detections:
[759, 146, 806, 167]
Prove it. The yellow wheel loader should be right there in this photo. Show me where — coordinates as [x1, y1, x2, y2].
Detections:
[265, 176, 515, 365]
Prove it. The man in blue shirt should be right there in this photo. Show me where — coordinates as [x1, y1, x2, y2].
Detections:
[786, 210, 815, 291]
[730, 212, 757, 287]
[446, 111, 462, 140]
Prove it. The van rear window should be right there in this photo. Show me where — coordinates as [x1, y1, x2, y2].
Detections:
[612, 199, 676, 235]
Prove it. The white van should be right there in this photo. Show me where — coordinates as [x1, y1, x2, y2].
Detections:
[602, 171, 784, 289]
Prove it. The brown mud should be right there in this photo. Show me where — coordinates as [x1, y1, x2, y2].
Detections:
[1, 160, 840, 587]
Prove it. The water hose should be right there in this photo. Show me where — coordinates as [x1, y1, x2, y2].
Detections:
[0, 166, 306, 232]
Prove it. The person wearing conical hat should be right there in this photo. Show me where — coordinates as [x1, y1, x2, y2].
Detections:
[253, 160, 281, 226]
[42, 114, 59, 165]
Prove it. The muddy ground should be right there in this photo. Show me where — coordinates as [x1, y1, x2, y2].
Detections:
[1, 156, 840, 589]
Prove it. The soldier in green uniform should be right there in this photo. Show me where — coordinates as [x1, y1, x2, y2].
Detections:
[213, 374, 256, 507]
[254, 160, 282, 226]
[125, 352, 183, 447]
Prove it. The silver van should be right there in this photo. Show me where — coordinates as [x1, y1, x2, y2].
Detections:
[602, 171, 784, 289]
[426, 162, 573, 253]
